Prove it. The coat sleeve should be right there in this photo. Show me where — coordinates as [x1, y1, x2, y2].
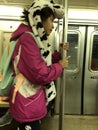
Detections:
[52, 50, 61, 63]
[17, 33, 63, 86]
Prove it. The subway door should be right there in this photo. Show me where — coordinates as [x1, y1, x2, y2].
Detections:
[55, 25, 86, 114]
[84, 26, 98, 115]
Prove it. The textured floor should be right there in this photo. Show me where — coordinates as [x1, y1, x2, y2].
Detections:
[42, 115, 98, 130]
[0, 115, 98, 130]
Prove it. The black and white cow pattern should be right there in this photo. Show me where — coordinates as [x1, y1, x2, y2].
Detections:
[28, 0, 64, 103]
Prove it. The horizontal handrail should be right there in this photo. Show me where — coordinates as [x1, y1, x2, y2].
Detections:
[0, 101, 9, 107]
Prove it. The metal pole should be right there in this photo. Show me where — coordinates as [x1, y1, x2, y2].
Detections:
[59, 0, 68, 130]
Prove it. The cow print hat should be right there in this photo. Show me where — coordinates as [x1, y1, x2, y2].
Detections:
[27, 0, 64, 103]
[28, 0, 64, 43]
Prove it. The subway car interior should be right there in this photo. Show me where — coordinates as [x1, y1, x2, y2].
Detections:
[0, 0, 98, 130]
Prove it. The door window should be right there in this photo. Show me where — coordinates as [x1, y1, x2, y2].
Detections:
[58, 26, 80, 71]
[91, 34, 98, 71]
[67, 33, 78, 70]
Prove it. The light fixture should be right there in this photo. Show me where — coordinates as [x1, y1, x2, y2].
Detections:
[68, 8, 98, 20]
[0, 5, 23, 19]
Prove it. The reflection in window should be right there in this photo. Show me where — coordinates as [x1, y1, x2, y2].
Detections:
[67, 33, 78, 70]
[91, 35, 98, 71]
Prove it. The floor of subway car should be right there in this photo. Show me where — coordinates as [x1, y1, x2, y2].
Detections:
[41, 115, 98, 130]
[0, 115, 98, 130]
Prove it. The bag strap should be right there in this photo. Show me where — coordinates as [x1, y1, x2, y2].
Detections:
[25, 32, 40, 45]
[12, 73, 25, 104]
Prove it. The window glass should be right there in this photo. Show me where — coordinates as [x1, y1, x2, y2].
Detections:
[67, 33, 78, 70]
[91, 35, 98, 70]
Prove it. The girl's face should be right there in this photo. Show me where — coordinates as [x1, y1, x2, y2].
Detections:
[42, 15, 54, 36]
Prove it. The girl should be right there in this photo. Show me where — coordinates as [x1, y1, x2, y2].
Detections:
[9, 0, 69, 130]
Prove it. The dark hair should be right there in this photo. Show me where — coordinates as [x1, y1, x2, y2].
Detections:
[22, 7, 55, 23]
[40, 7, 55, 21]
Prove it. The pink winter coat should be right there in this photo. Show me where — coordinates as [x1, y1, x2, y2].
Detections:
[9, 23, 63, 122]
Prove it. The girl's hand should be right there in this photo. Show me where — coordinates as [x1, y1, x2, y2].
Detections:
[63, 42, 69, 51]
[59, 56, 70, 68]
[59, 42, 69, 52]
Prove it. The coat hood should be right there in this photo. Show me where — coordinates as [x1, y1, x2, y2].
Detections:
[10, 23, 32, 41]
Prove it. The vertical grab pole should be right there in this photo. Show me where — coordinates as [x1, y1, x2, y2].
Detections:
[59, 0, 68, 130]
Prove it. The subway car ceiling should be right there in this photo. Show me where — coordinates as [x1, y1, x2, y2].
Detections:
[0, 0, 98, 8]
[0, 0, 98, 25]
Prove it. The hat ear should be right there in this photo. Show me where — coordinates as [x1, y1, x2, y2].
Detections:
[53, 4, 65, 19]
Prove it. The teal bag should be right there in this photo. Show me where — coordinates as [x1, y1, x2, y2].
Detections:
[0, 40, 17, 96]
[0, 32, 36, 97]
